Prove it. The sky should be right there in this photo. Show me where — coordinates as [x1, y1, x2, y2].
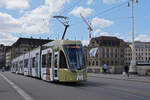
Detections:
[0, 0, 150, 46]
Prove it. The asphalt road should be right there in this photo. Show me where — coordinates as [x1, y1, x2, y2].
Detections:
[0, 72, 150, 100]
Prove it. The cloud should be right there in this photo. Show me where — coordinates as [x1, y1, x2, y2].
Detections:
[69, 6, 93, 17]
[0, 0, 29, 10]
[19, 0, 70, 34]
[100, 32, 109, 36]
[103, 0, 116, 4]
[94, 29, 101, 36]
[0, 32, 18, 45]
[103, 0, 126, 4]
[0, 0, 70, 35]
[82, 40, 89, 46]
[86, 0, 94, 5]
[94, 29, 110, 37]
[0, 0, 71, 45]
[114, 33, 121, 38]
[0, 12, 21, 33]
[91, 17, 114, 28]
[135, 34, 150, 42]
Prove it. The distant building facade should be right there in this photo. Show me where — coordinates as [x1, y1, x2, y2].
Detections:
[85, 36, 126, 74]
[0, 44, 6, 68]
[125, 41, 150, 65]
[11, 37, 53, 59]
[124, 42, 132, 65]
[5, 46, 11, 70]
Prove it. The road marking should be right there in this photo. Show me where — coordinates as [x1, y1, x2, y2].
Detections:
[0, 73, 34, 100]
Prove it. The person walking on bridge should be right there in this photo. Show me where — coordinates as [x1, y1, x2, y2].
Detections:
[124, 64, 129, 78]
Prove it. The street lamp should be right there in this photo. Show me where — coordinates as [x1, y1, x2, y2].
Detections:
[128, 0, 138, 74]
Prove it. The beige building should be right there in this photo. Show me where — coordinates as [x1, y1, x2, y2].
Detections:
[85, 36, 126, 74]
[125, 41, 150, 75]
[124, 42, 132, 65]
[125, 41, 150, 65]
[11, 37, 53, 59]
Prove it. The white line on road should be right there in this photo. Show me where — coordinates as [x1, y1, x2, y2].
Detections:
[0, 73, 34, 100]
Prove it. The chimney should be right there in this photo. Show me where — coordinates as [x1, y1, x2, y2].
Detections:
[39, 37, 41, 39]
[47, 37, 49, 40]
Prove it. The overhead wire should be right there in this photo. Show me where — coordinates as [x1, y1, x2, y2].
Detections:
[70, 0, 131, 26]
[57, 0, 83, 15]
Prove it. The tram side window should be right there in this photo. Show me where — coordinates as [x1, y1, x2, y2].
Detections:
[24, 59, 28, 68]
[55, 54, 58, 68]
[59, 51, 67, 68]
[48, 53, 52, 68]
[20, 61, 23, 68]
[32, 57, 35, 68]
[42, 54, 46, 67]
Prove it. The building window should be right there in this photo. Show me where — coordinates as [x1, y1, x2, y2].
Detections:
[111, 61, 113, 65]
[102, 54, 105, 58]
[115, 54, 117, 58]
[121, 49, 124, 52]
[121, 61, 124, 65]
[107, 48, 109, 52]
[92, 61, 95, 66]
[107, 54, 109, 58]
[107, 61, 109, 65]
[89, 61, 91, 66]
[102, 61, 105, 65]
[141, 53, 143, 55]
[102, 48, 104, 53]
[111, 48, 113, 52]
[115, 48, 117, 52]
[96, 54, 98, 57]
[115, 61, 118, 65]
[142, 49, 143, 51]
[96, 61, 98, 66]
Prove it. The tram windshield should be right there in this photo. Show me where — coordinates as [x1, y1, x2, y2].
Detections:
[63, 44, 85, 70]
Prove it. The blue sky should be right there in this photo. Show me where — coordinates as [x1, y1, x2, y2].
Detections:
[0, 0, 150, 45]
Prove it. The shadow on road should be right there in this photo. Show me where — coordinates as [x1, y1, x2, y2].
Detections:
[53, 80, 109, 88]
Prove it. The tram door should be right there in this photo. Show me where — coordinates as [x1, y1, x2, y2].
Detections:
[46, 50, 50, 81]
[35, 53, 39, 77]
[29, 58, 32, 76]
[54, 51, 58, 80]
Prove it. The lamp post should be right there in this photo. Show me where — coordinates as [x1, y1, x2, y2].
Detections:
[129, 0, 138, 74]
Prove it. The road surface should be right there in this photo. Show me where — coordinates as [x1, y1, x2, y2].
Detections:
[0, 72, 150, 100]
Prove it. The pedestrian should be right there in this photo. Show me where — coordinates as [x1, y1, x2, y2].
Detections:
[103, 64, 108, 73]
[2, 66, 5, 72]
[124, 64, 129, 78]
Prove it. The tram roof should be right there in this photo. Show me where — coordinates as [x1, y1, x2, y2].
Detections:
[43, 40, 82, 47]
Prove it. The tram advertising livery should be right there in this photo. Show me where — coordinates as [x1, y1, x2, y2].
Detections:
[11, 40, 87, 82]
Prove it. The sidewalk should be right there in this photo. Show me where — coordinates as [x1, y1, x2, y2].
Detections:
[88, 73, 150, 83]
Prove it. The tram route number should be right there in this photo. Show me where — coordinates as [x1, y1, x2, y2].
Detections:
[77, 74, 83, 80]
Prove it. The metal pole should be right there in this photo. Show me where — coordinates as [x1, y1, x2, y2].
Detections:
[129, 0, 137, 74]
